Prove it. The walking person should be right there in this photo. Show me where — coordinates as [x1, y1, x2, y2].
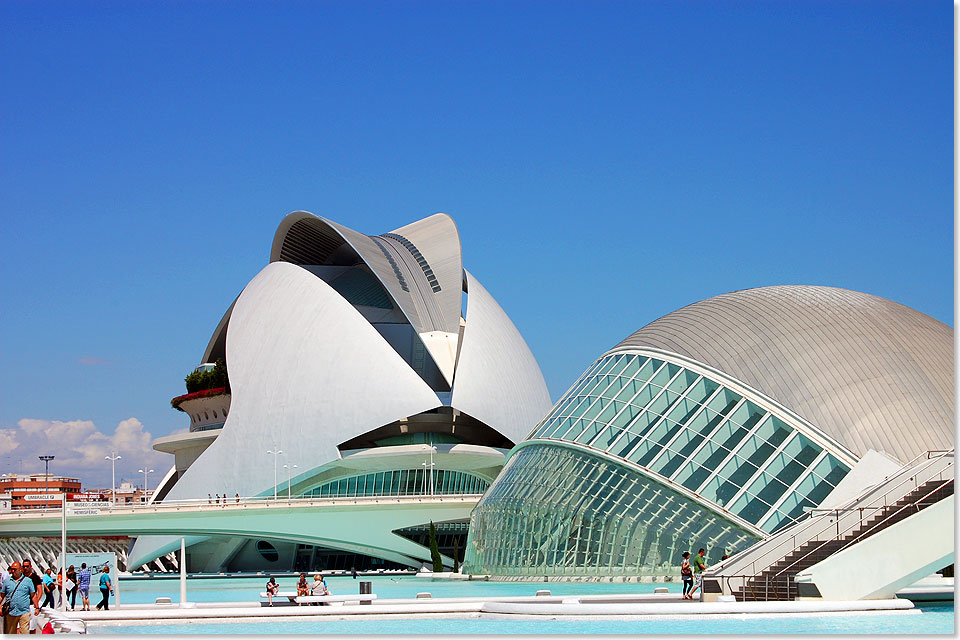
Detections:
[680, 552, 694, 599]
[19, 560, 42, 626]
[688, 548, 707, 599]
[95, 566, 113, 611]
[40, 569, 55, 609]
[76, 563, 91, 611]
[65, 565, 77, 611]
[1, 561, 38, 634]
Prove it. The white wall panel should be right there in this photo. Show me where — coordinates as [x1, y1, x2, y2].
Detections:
[451, 271, 552, 445]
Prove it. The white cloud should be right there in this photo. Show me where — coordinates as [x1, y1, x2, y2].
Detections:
[0, 429, 18, 456]
[8, 418, 170, 489]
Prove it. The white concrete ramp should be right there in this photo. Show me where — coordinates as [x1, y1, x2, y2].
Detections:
[795, 494, 954, 600]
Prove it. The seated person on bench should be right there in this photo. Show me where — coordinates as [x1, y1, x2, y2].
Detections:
[309, 573, 331, 604]
[297, 573, 310, 597]
[265, 576, 279, 605]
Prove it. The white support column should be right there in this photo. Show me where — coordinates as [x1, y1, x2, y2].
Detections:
[60, 493, 66, 612]
[179, 537, 187, 607]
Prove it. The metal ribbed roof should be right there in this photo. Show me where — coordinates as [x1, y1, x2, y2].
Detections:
[614, 285, 953, 463]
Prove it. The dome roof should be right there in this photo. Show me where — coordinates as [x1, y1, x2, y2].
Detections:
[615, 285, 953, 463]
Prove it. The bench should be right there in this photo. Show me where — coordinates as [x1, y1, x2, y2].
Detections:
[259, 591, 299, 605]
[294, 594, 377, 605]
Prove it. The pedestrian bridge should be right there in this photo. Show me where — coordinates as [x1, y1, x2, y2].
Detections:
[0, 494, 480, 569]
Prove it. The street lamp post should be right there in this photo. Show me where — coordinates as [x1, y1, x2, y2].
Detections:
[429, 445, 436, 496]
[421, 458, 435, 496]
[266, 448, 283, 501]
[38, 455, 54, 510]
[138, 468, 154, 504]
[283, 464, 298, 501]
[105, 452, 121, 506]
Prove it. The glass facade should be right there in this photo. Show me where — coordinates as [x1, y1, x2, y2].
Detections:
[462, 444, 757, 576]
[305, 468, 488, 498]
[463, 351, 852, 576]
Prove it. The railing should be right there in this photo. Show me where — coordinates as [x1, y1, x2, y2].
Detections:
[716, 573, 796, 601]
[47, 610, 87, 634]
[0, 492, 486, 519]
[774, 473, 954, 578]
[710, 449, 954, 588]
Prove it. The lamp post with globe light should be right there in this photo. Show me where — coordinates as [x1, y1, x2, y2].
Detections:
[283, 463, 298, 502]
[138, 468, 154, 504]
[266, 448, 283, 501]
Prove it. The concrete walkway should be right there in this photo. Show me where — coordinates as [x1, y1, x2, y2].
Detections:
[46, 593, 917, 631]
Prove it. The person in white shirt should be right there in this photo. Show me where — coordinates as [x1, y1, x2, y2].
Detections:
[310, 573, 331, 604]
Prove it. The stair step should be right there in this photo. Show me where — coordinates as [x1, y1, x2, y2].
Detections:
[732, 476, 953, 602]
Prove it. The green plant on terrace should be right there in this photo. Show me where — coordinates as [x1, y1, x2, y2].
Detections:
[184, 358, 230, 393]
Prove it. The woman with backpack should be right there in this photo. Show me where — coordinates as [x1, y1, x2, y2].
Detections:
[680, 552, 694, 599]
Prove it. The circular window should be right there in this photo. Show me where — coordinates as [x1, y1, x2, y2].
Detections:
[256, 540, 279, 562]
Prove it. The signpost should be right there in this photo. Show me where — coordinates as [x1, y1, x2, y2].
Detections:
[60, 494, 66, 611]
[22, 494, 62, 502]
[62, 494, 117, 609]
[66, 493, 108, 516]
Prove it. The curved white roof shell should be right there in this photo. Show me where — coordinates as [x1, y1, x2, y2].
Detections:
[614, 285, 953, 463]
[171, 261, 443, 501]
[270, 211, 462, 336]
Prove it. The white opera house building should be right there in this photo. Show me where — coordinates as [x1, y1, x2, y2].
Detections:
[130, 211, 552, 572]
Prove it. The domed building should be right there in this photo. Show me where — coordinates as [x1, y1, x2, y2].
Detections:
[462, 285, 953, 578]
[131, 211, 551, 572]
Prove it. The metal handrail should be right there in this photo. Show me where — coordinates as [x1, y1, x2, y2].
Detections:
[48, 610, 87, 634]
[717, 573, 797, 601]
[0, 492, 487, 519]
[773, 475, 954, 578]
[711, 449, 953, 582]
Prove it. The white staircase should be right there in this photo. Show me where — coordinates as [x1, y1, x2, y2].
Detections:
[704, 450, 954, 601]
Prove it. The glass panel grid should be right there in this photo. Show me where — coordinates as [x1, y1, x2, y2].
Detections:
[306, 469, 489, 498]
[522, 353, 851, 545]
[463, 444, 759, 576]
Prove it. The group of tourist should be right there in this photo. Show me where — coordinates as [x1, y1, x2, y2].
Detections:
[680, 548, 707, 599]
[208, 493, 241, 504]
[0, 561, 110, 634]
[263, 573, 332, 605]
[679, 549, 730, 600]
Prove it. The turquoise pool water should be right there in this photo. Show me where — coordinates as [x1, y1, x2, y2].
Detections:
[92, 576, 953, 635]
[96, 607, 954, 635]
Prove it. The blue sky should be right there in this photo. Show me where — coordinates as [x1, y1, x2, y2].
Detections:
[0, 1, 952, 487]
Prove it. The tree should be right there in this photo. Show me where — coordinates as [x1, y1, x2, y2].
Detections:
[452, 538, 459, 573]
[428, 521, 443, 572]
